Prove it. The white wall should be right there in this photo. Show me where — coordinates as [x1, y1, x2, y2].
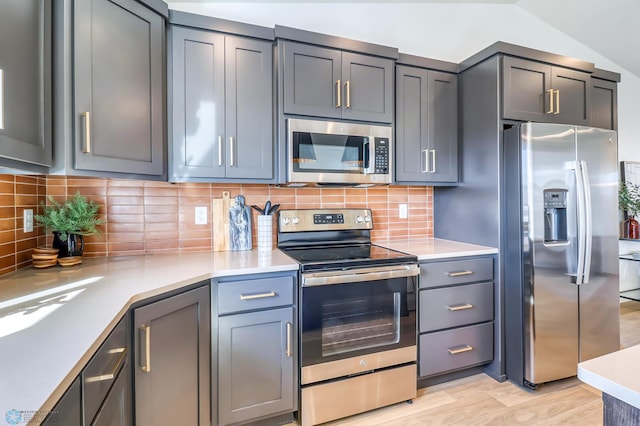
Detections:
[169, 2, 640, 162]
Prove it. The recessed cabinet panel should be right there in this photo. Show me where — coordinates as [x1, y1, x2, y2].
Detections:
[74, 0, 164, 175]
[502, 57, 551, 122]
[551, 67, 590, 126]
[428, 72, 458, 182]
[591, 78, 617, 130]
[341, 52, 393, 123]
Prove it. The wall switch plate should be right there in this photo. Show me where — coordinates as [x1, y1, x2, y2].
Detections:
[195, 206, 208, 225]
[23, 209, 34, 232]
[399, 204, 408, 219]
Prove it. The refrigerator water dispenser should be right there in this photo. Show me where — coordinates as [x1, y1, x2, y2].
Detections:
[543, 189, 568, 243]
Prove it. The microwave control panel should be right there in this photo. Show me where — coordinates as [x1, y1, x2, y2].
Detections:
[374, 138, 390, 174]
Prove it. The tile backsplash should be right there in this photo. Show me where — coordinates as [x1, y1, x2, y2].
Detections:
[0, 174, 433, 276]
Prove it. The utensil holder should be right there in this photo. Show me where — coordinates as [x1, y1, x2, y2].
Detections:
[257, 215, 273, 251]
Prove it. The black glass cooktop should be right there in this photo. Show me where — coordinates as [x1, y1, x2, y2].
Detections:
[281, 244, 417, 272]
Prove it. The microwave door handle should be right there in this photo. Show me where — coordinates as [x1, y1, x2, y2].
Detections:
[362, 138, 372, 173]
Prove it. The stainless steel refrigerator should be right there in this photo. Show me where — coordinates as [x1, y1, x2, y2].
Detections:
[504, 123, 620, 389]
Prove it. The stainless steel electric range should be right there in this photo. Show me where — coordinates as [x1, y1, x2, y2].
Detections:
[278, 208, 419, 426]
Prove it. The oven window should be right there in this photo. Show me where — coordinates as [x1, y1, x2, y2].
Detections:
[292, 132, 367, 173]
[322, 292, 400, 356]
[301, 276, 416, 366]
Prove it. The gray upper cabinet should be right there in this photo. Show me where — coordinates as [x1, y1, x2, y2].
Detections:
[73, 0, 165, 176]
[282, 41, 393, 123]
[502, 56, 590, 125]
[134, 285, 210, 426]
[591, 77, 618, 130]
[170, 24, 274, 182]
[395, 65, 458, 184]
[0, 0, 52, 170]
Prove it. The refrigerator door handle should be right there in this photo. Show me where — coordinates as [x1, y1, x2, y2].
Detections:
[580, 161, 593, 284]
[574, 161, 587, 285]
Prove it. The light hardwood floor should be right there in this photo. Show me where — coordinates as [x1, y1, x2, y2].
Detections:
[305, 301, 640, 426]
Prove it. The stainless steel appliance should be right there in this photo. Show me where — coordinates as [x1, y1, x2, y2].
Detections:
[278, 208, 418, 425]
[286, 118, 392, 187]
[503, 123, 620, 388]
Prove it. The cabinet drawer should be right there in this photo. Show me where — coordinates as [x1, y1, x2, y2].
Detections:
[420, 257, 493, 288]
[82, 316, 128, 424]
[218, 276, 295, 314]
[419, 281, 493, 332]
[419, 322, 493, 377]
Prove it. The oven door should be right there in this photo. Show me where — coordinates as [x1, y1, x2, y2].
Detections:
[300, 265, 418, 369]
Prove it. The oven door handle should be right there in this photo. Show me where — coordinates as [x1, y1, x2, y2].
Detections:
[302, 264, 419, 286]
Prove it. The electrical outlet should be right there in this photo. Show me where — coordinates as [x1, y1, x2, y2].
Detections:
[399, 204, 408, 219]
[23, 209, 34, 232]
[195, 206, 208, 225]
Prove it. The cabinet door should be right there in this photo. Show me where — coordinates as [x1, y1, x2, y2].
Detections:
[591, 78, 617, 130]
[502, 56, 552, 122]
[91, 361, 131, 426]
[170, 26, 225, 179]
[283, 41, 342, 119]
[341, 52, 393, 123]
[395, 65, 429, 182]
[225, 36, 273, 179]
[0, 0, 52, 167]
[74, 0, 164, 175]
[551, 67, 590, 126]
[218, 307, 295, 425]
[427, 71, 458, 183]
[42, 377, 82, 426]
[134, 286, 210, 426]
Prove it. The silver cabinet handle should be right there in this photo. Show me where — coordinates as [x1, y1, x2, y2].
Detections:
[335, 79, 341, 108]
[229, 137, 235, 167]
[430, 149, 436, 173]
[218, 136, 223, 167]
[286, 322, 292, 357]
[85, 347, 127, 383]
[81, 112, 91, 153]
[554, 89, 560, 114]
[0, 69, 4, 129]
[140, 325, 151, 373]
[447, 270, 473, 277]
[448, 345, 473, 355]
[421, 149, 429, 173]
[240, 291, 276, 300]
[345, 80, 351, 109]
[546, 89, 554, 114]
[447, 303, 474, 311]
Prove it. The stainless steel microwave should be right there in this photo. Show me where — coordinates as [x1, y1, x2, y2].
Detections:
[287, 118, 393, 187]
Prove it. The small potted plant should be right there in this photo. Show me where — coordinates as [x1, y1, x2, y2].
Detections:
[34, 192, 104, 257]
[619, 181, 640, 239]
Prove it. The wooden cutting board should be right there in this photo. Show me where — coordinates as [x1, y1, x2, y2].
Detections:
[213, 191, 233, 251]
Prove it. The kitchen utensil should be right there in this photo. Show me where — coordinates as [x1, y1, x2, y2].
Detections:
[267, 204, 280, 215]
[251, 205, 265, 215]
[213, 191, 234, 251]
[264, 201, 271, 216]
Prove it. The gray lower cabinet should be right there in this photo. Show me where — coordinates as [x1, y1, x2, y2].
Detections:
[72, 0, 165, 176]
[0, 0, 52, 170]
[418, 257, 494, 378]
[395, 65, 457, 184]
[134, 285, 210, 426]
[169, 24, 273, 182]
[282, 40, 393, 123]
[42, 377, 82, 426]
[215, 273, 297, 425]
[591, 77, 618, 130]
[502, 56, 590, 125]
[92, 359, 131, 426]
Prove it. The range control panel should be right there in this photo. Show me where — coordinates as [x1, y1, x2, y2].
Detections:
[279, 209, 373, 232]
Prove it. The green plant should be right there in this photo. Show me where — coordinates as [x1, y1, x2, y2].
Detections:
[34, 192, 104, 240]
[619, 181, 640, 217]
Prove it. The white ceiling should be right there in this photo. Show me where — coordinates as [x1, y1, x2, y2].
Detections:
[165, 0, 639, 77]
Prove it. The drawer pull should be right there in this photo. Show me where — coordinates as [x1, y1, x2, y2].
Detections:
[448, 345, 474, 355]
[447, 270, 473, 277]
[240, 291, 277, 300]
[85, 347, 127, 383]
[447, 303, 474, 311]
[140, 325, 151, 373]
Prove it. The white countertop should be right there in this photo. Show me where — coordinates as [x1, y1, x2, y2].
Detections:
[0, 250, 299, 423]
[0, 238, 497, 422]
[578, 345, 640, 408]
[381, 238, 498, 260]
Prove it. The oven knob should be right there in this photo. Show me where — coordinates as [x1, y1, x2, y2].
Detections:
[364, 215, 372, 222]
[292, 216, 300, 224]
[356, 215, 364, 223]
[359, 359, 367, 367]
[282, 217, 290, 225]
